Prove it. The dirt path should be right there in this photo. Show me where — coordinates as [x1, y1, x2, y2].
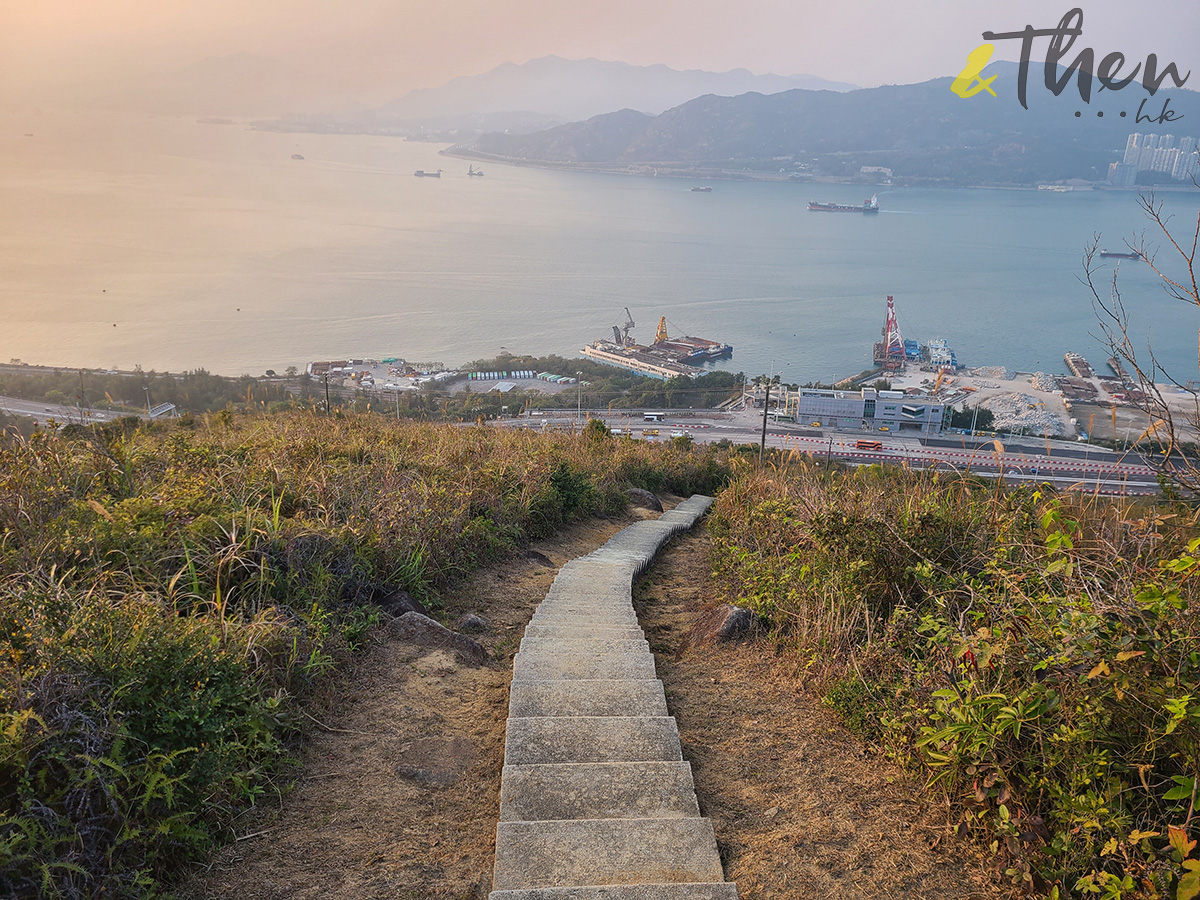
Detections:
[179, 509, 656, 900]
[633, 529, 1006, 900]
[182, 506, 1005, 900]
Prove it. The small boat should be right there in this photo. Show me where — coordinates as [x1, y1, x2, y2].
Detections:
[1099, 249, 1143, 260]
[414, 169, 443, 178]
[291, 154, 305, 160]
[690, 186, 712, 192]
[468, 165, 484, 177]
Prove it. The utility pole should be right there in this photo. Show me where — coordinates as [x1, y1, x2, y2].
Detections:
[143, 385, 151, 417]
[324, 373, 331, 413]
[826, 435, 833, 466]
[759, 378, 771, 464]
[576, 372, 582, 424]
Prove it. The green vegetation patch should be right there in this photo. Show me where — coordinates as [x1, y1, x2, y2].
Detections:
[0, 411, 729, 898]
[709, 461, 1200, 899]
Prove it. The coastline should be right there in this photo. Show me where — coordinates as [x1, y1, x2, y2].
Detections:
[440, 145, 1198, 192]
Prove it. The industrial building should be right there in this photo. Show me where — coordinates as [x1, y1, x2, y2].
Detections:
[782, 387, 949, 434]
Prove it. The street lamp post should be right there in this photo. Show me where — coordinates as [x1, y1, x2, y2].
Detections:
[576, 372, 582, 424]
[143, 386, 151, 417]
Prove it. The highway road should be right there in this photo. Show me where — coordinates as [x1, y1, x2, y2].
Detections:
[0, 395, 138, 427]
[503, 409, 1162, 496]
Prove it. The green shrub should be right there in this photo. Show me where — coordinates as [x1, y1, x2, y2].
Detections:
[709, 461, 1200, 898]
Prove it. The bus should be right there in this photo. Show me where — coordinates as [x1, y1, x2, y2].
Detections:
[855, 439, 883, 451]
[643, 412, 665, 422]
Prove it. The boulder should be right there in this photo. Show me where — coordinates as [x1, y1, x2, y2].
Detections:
[680, 604, 759, 651]
[714, 605, 757, 643]
[455, 613, 491, 634]
[388, 612, 488, 665]
[626, 487, 664, 512]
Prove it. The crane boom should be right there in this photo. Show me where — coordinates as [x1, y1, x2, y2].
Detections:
[621, 307, 635, 346]
[655, 316, 669, 344]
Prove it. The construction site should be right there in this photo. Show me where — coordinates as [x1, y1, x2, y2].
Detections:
[863, 294, 1197, 440]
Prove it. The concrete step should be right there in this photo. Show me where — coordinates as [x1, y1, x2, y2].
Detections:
[499, 761, 700, 821]
[507, 680, 667, 718]
[502, 717, 681, 766]
[532, 603, 638, 618]
[543, 584, 632, 602]
[492, 818, 725, 891]
[519, 637, 649, 654]
[512, 650, 657, 682]
[490, 885, 738, 900]
[535, 595, 635, 608]
[522, 624, 645, 640]
[530, 612, 641, 627]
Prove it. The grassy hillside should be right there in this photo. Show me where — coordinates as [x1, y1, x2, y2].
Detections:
[708, 460, 1200, 899]
[0, 412, 729, 898]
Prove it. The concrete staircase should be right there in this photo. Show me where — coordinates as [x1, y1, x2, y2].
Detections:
[490, 495, 738, 900]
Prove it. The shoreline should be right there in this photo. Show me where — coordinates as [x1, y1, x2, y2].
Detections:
[440, 146, 1200, 193]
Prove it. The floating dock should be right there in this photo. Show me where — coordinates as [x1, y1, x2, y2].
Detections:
[580, 311, 731, 381]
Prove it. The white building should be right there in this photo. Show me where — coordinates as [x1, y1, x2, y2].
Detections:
[786, 387, 948, 435]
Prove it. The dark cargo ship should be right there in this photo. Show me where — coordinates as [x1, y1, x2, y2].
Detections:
[808, 194, 879, 213]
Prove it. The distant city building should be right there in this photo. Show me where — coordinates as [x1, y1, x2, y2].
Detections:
[859, 166, 893, 177]
[1122, 133, 1199, 180]
[783, 387, 948, 435]
[1107, 162, 1138, 188]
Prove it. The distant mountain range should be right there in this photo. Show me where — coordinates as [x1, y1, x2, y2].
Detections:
[378, 55, 856, 122]
[466, 63, 1200, 185]
[263, 56, 857, 138]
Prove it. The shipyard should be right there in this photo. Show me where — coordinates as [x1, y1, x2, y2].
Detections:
[579, 307, 733, 380]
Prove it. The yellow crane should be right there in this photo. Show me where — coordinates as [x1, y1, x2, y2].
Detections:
[655, 316, 669, 344]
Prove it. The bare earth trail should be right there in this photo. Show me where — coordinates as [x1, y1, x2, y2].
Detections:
[182, 503, 1004, 900]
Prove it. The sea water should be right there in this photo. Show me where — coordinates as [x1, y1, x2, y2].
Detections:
[2, 110, 1197, 382]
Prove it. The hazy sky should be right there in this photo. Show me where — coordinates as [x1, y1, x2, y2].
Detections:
[3, 0, 1197, 105]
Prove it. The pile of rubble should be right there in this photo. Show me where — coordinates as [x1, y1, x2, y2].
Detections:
[979, 392, 1067, 435]
[1030, 372, 1060, 392]
[971, 365, 1015, 381]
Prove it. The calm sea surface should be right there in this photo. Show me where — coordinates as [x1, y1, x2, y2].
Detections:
[2, 111, 1198, 382]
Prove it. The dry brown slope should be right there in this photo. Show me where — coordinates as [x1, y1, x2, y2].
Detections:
[634, 528, 1007, 900]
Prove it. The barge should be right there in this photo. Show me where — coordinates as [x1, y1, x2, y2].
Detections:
[580, 310, 732, 380]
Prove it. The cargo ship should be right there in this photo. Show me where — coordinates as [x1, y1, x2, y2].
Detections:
[1099, 249, 1143, 260]
[580, 310, 732, 380]
[414, 169, 442, 177]
[808, 194, 879, 213]
[690, 186, 712, 192]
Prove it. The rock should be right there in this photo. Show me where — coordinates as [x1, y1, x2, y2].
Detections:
[376, 588, 428, 617]
[456, 613, 491, 634]
[764, 806, 781, 820]
[523, 550, 555, 567]
[714, 606, 757, 643]
[388, 612, 488, 665]
[626, 487, 664, 512]
[681, 604, 759, 651]
[343, 581, 427, 617]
